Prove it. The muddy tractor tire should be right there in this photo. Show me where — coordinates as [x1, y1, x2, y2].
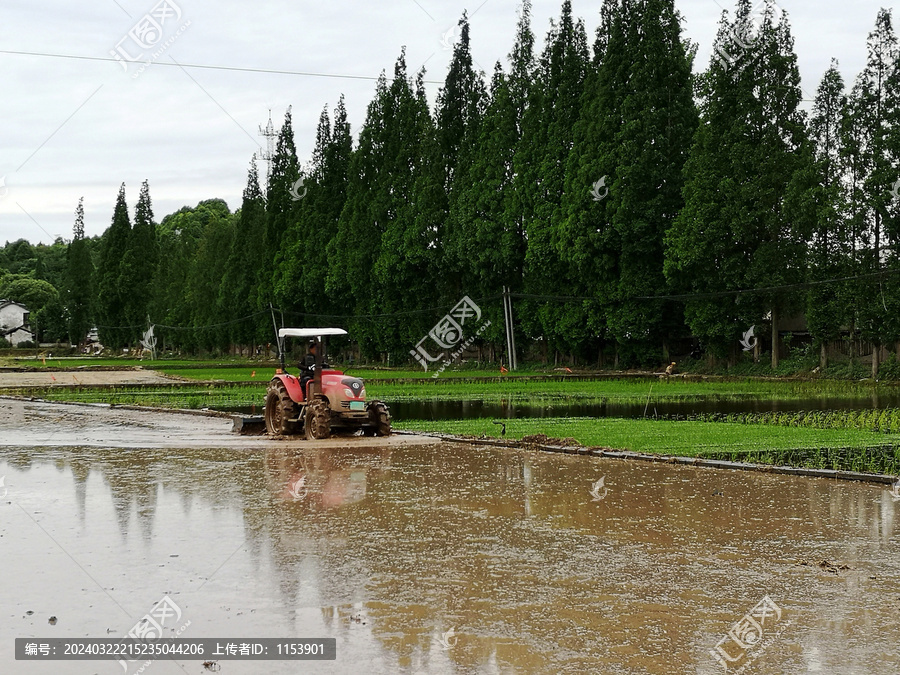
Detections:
[305, 397, 331, 441]
[265, 381, 299, 436]
[368, 401, 392, 437]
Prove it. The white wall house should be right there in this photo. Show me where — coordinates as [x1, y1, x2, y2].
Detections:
[0, 300, 35, 346]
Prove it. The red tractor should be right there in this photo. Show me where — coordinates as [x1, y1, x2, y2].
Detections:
[265, 328, 391, 440]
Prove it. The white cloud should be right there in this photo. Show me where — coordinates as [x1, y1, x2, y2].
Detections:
[0, 0, 888, 243]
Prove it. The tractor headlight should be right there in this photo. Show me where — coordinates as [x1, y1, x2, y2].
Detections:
[344, 388, 355, 398]
[359, 388, 366, 398]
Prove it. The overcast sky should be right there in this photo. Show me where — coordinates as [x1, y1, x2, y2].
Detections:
[0, 0, 892, 244]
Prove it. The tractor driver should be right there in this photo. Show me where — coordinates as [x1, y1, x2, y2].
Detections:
[300, 340, 329, 397]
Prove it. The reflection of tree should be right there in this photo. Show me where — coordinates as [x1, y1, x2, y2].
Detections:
[69, 455, 91, 525]
[4, 443, 898, 672]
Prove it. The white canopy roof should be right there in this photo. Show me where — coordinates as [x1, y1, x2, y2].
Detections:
[278, 328, 348, 339]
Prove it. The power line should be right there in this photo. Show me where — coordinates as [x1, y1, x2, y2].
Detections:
[510, 269, 900, 303]
[93, 297, 503, 334]
[283, 296, 503, 321]
[87, 269, 900, 336]
[0, 49, 444, 85]
[636, 269, 900, 301]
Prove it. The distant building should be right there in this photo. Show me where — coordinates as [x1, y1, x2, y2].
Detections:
[0, 299, 36, 346]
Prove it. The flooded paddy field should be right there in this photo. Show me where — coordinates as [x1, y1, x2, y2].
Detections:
[1, 401, 899, 673]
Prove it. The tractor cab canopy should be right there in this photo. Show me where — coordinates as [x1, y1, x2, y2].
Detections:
[278, 328, 348, 339]
[274, 327, 347, 376]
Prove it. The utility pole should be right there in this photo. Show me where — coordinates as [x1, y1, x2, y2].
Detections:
[502, 286, 518, 371]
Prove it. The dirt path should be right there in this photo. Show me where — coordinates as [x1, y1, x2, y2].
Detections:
[0, 369, 177, 387]
[0, 397, 439, 449]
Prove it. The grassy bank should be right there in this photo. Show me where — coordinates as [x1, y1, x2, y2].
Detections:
[368, 377, 893, 403]
[9, 377, 900, 474]
[9, 373, 900, 409]
[13, 377, 898, 411]
[394, 417, 900, 474]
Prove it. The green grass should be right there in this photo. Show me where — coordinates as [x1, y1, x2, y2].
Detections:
[394, 418, 900, 474]
[368, 377, 892, 403]
[22, 385, 262, 409]
[685, 409, 900, 434]
[9, 357, 263, 369]
[13, 378, 900, 474]
[160, 367, 278, 381]
[9, 376, 898, 411]
[393, 416, 900, 454]
[158, 366, 481, 381]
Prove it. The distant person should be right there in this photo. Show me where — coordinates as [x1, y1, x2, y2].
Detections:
[665, 362, 677, 377]
[300, 341, 329, 397]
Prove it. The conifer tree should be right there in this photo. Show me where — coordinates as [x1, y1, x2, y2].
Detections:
[65, 198, 94, 345]
[96, 184, 131, 347]
[515, 0, 589, 360]
[666, 0, 812, 364]
[220, 158, 268, 351]
[263, 108, 302, 309]
[846, 10, 899, 374]
[121, 179, 157, 341]
[806, 62, 851, 367]
[562, 0, 697, 365]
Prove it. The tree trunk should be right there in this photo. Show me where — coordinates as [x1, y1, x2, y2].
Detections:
[820, 342, 827, 370]
[873, 343, 880, 379]
[771, 308, 779, 370]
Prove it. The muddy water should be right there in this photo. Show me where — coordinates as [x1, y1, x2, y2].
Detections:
[229, 394, 900, 422]
[1, 443, 898, 674]
[385, 394, 900, 421]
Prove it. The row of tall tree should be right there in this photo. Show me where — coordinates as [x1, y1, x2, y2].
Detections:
[6, 0, 900, 370]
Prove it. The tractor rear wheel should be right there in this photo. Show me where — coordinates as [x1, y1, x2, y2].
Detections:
[265, 381, 299, 435]
[368, 401, 391, 437]
[305, 397, 331, 440]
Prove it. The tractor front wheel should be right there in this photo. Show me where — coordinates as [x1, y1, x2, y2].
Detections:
[305, 398, 331, 441]
[368, 401, 392, 437]
[265, 381, 299, 436]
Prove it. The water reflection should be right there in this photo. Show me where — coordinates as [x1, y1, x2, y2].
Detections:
[1, 444, 898, 674]
[228, 394, 900, 422]
[385, 394, 900, 421]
